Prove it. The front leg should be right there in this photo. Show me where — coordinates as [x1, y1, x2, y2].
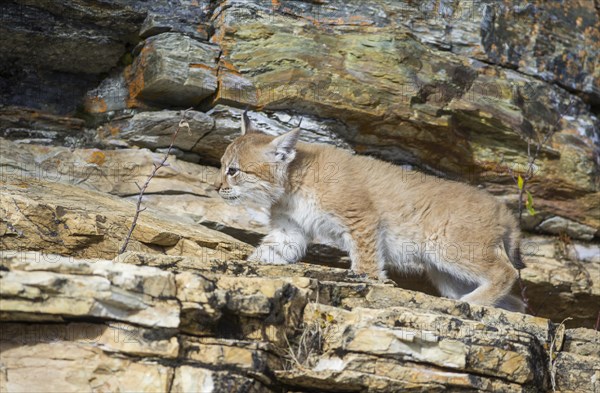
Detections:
[248, 222, 307, 265]
[345, 219, 381, 279]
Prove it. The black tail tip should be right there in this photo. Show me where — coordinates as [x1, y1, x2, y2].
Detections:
[512, 248, 526, 270]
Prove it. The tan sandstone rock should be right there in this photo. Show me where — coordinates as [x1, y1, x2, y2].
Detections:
[1, 251, 598, 393]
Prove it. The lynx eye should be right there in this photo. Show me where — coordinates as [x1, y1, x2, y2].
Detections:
[227, 167, 239, 176]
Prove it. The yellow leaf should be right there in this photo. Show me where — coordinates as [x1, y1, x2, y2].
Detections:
[526, 191, 536, 216]
[517, 175, 524, 190]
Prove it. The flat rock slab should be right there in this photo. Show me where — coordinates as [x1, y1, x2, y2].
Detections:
[1, 253, 180, 328]
[0, 251, 598, 393]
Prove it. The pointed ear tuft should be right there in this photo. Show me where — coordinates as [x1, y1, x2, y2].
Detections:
[241, 110, 260, 135]
[270, 128, 300, 163]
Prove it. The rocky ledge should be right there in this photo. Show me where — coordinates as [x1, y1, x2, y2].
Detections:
[1, 0, 599, 392]
[1, 144, 599, 392]
[1, 250, 598, 392]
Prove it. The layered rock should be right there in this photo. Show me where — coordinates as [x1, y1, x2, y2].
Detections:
[1, 251, 598, 392]
[96, 105, 353, 165]
[2, 137, 597, 327]
[209, 0, 599, 232]
[0, 147, 251, 260]
[0, 107, 90, 146]
[127, 32, 220, 107]
[1, 0, 598, 234]
[1, 1, 599, 391]
[0, 0, 145, 114]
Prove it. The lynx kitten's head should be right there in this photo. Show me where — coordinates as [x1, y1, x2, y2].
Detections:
[215, 111, 300, 207]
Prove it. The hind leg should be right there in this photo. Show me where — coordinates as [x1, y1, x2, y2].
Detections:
[495, 294, 526, 313]
[426, 250, 522, 312]
[459, 258, 518, 309]
[426, 265, 478, 299]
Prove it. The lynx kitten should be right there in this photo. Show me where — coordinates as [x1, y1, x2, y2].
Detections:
[216, 112, 526, 312]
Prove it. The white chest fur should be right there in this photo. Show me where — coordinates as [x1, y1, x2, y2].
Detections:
[273, 191, 351, 252]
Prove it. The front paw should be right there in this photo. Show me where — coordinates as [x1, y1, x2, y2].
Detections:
[247, 247, 290, 265]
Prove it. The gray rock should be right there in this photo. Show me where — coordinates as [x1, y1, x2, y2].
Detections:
[568, 243, 600, 264]
[139, 0, 212, 41]
[201, 105, 353, 165]
[0, 1, 141, 75]
[0, 0, 144, 114]
[131, 33, 220, 106]
[537, 216, 597, 241]
[108, 109, 215, 153]
[82, 71, 132, 118]
[0, 106, 95, 147]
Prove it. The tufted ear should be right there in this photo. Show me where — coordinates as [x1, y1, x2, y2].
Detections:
[240, 110, 260, 135]
[270, 128, 300, 163]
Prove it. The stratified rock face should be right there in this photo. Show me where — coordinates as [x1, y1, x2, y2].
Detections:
[0, 141, 251, 260]
[478, 0, 599, 103]
[1, 1, 599, 392]
[0, 107, 88, 146]
[0, 146, 599, 391]
[140, 0, 212, 41]
[2, 134, 599, 326]
[111, 109, 216, 153]
[1, 0, 598, 234]
[0, 0, 145, 114]
[1, 251, 599, 392]
[210, 0, 599, 231]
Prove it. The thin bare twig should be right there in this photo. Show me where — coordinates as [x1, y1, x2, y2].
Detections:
[517, 270, 536, 315]
[118, 108, 193, 255]
[501, 99, 575, 313]
[504, 99, 575, 222]
[549, 317, 572, 392]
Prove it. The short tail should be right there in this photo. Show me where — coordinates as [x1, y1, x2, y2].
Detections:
[510, 244, 526, 270]
[504, 229, 526, 270]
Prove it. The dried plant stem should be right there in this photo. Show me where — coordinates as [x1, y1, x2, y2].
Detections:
[118, 108, 192, 255]
[500, 100, 575, 313]
[283, 330, 308, 371]
[517, 270, 536, 315]
[504, 100, 575, 222]
[549, 317, 572, 392]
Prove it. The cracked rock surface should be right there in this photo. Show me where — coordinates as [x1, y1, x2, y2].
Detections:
[1, 0, 599, 392]
[1, 251, 598, 392]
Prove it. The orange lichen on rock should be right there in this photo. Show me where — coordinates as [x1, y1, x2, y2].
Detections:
[189, 63, 216, 72]
[124, 47, 150, 108]
[87, 151, 106, 166]
[108, 125, 120, 137]
[83, 96, 108, 114]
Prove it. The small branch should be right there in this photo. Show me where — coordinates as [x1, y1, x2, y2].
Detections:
[517, 270, 535, 315]
[510, 99, 575, 223]
[501, 99, 575, 311]
[549, 317, 572, 392]
[118, 108, 193, 255]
